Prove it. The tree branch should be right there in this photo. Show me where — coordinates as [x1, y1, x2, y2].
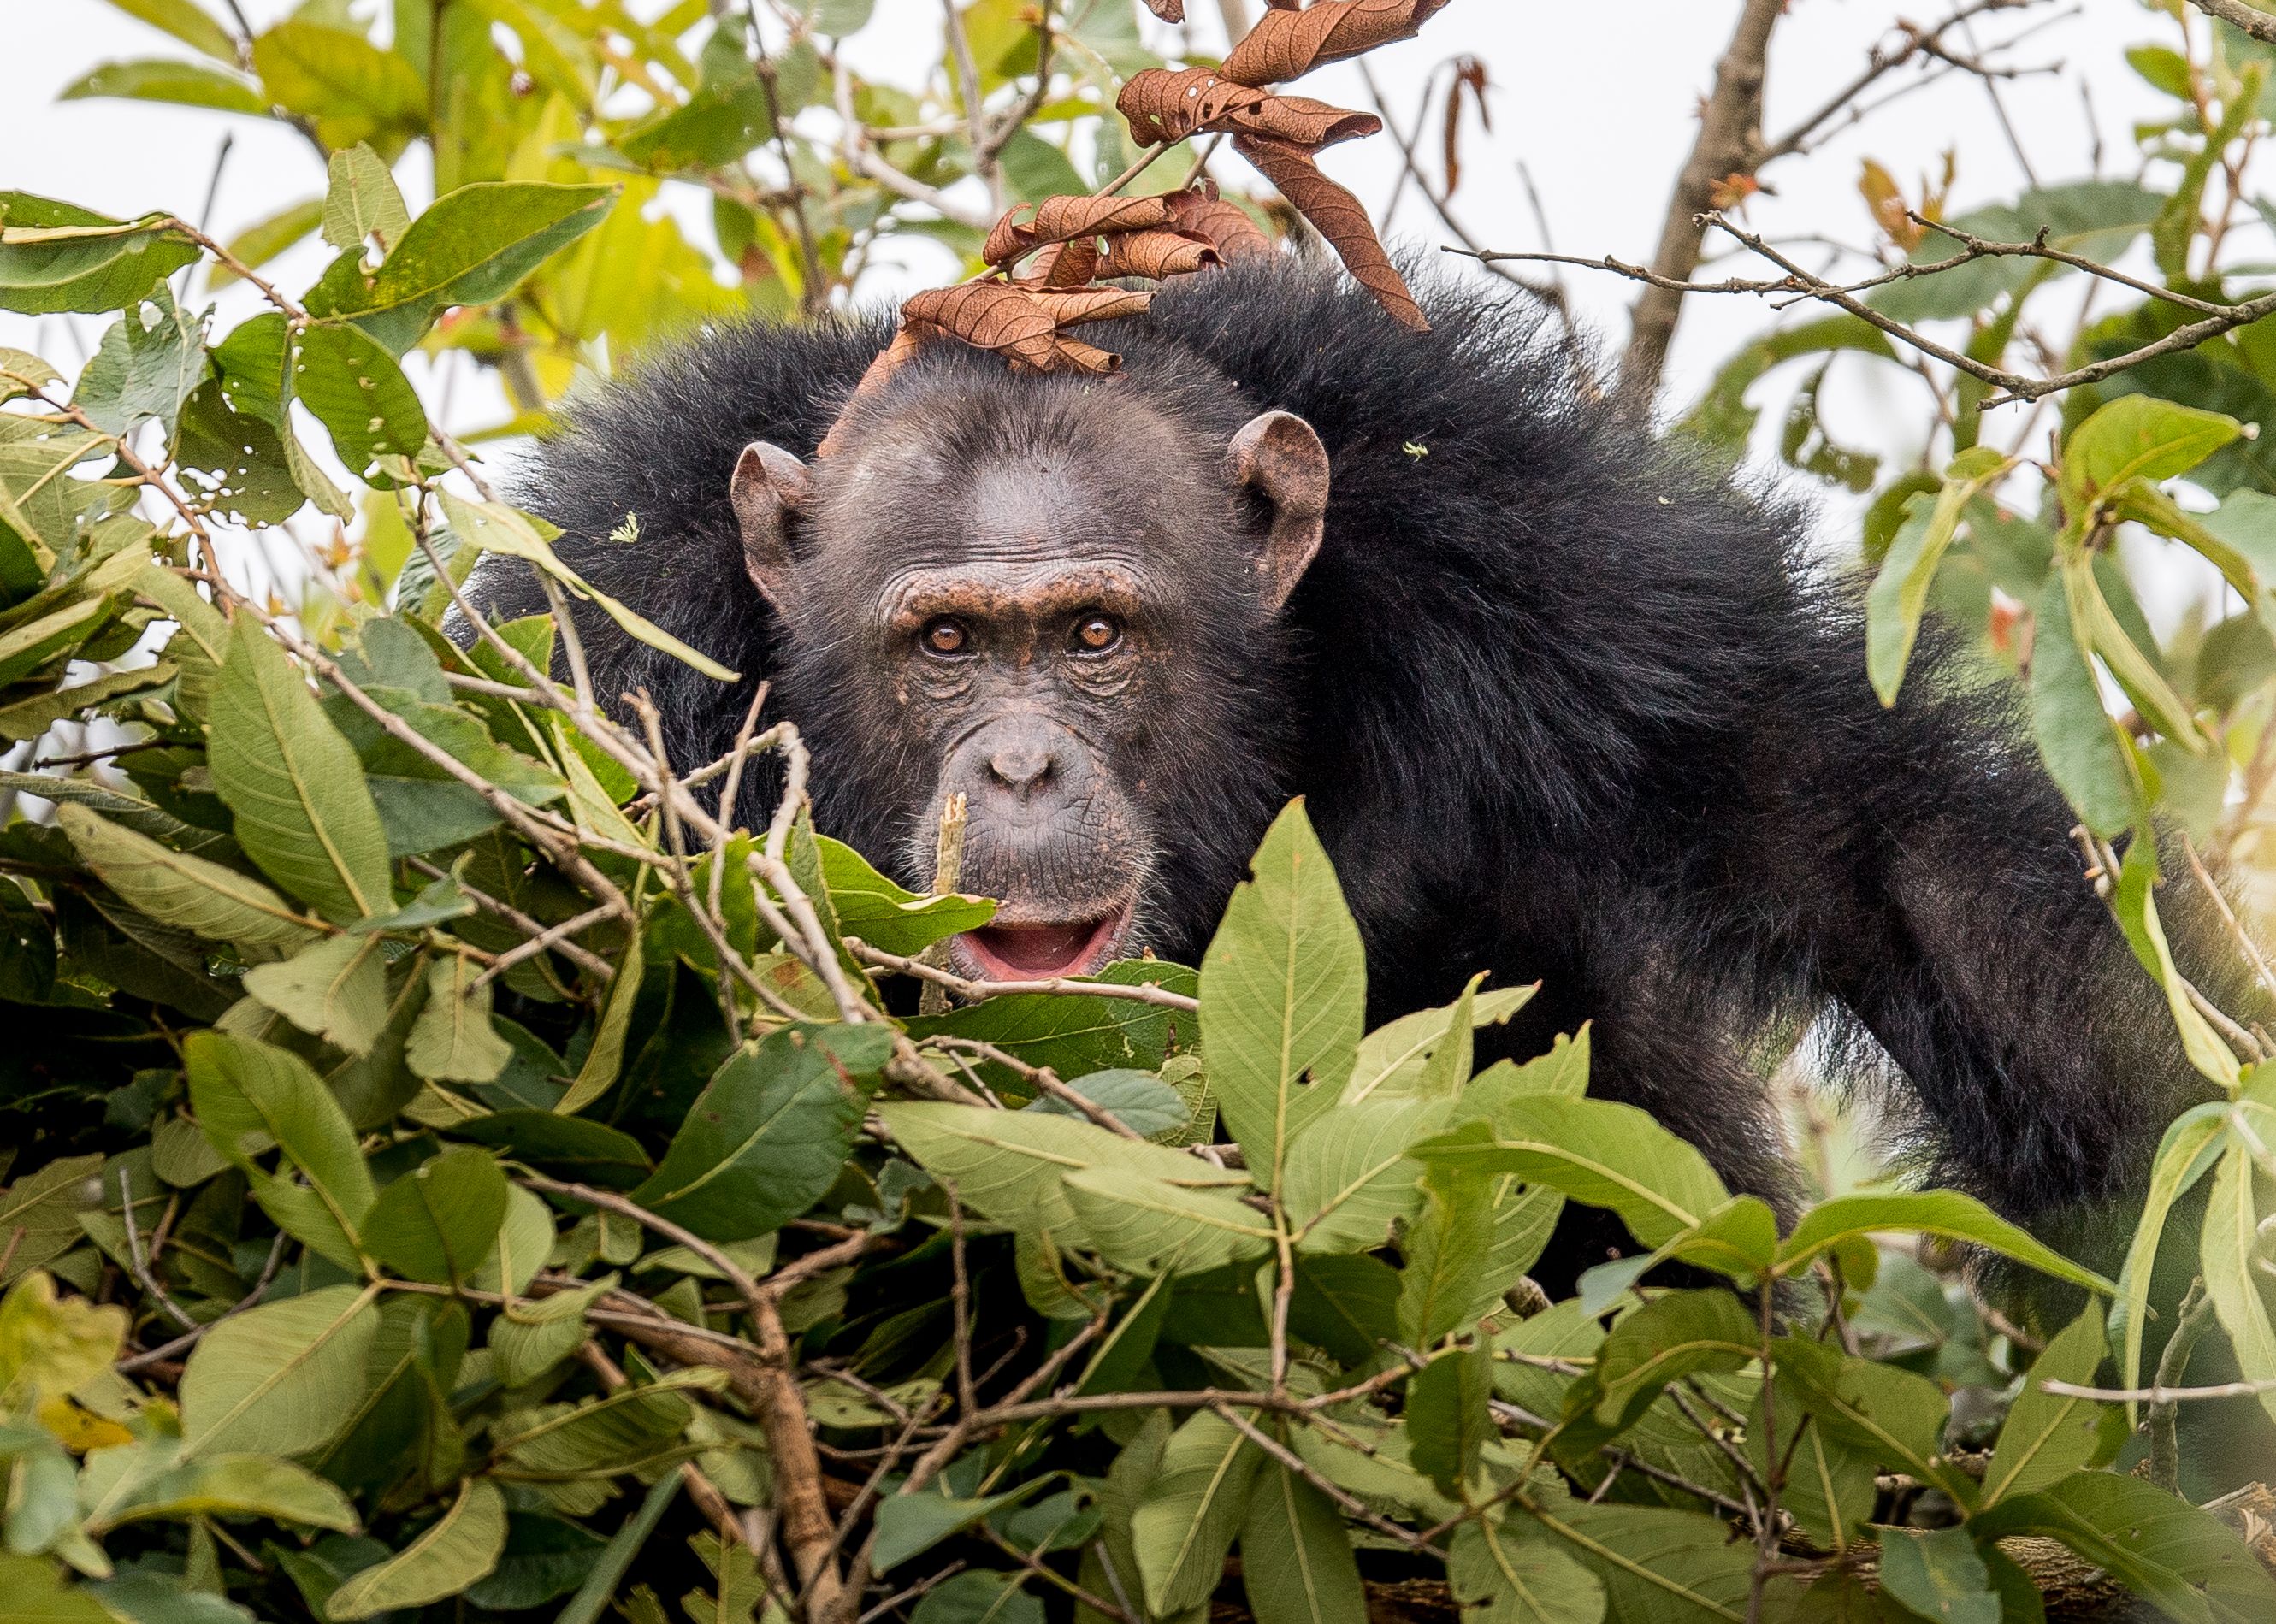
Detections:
[1619, 0, 1785, 408]
[2186, 0, 2276, 47]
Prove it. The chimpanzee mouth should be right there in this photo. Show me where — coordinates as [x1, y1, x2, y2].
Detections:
[955, 904, 1132, 982]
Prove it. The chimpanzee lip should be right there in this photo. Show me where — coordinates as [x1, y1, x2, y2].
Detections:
[955, 903, 1132, 982]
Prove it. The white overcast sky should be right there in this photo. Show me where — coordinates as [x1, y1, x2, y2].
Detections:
[0, 0, 2195, 560]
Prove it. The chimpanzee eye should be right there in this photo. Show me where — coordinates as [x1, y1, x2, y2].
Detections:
[1072, 613, 1122, 653]
[921, 617, 970, 657]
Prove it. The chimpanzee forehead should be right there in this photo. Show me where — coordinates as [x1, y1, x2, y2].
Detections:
[810, 387, 1237, 579]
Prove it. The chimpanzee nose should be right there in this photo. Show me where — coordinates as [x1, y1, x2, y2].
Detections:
[987, 741, 1055, 798]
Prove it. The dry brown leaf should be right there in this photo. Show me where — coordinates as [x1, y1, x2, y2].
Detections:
[1221, 0, 1454, 86]
[902, 283, 1063, 369]
[984, 195, 1173, 268]
[1140, 0, 1185, 17]
[1100, 227, 1221, 281]
[1049, 337, 1123, 374]
[1235, 134, 1427, 330]
[1027, 237, 1101, 288]
[1442, 56, 1489, 198]
[1024, 286, 1156, 326]
[816, 328, 928, 457]
[1163, 186, 1275, 260]
[1118, 68, 1380, 149]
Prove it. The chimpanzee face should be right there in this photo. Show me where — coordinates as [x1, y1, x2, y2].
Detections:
[724, 368, 1328, 980]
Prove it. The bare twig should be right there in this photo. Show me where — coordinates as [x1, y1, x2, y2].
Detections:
[847, 936, 1197, 1012]
[2185, 0, 2276, 47]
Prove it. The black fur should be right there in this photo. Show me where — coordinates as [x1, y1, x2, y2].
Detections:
[478, 255, 2220, 1278]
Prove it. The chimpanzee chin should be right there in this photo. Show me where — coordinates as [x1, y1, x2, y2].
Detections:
[471, 252, 2239, 1293]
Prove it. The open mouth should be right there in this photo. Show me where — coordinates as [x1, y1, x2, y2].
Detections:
[955, 904, 1131, 981]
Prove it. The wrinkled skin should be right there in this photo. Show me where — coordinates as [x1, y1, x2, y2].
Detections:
[730, 373, 1329, 981]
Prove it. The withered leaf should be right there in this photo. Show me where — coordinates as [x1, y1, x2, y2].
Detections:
[817, 328, 927, 457]
[1117, 68, 1380, 149]
[1164, 185, 1274, 261]
[984, 195, 1173, 269]
[1100, 227, 1221, 281]
[1222, 0, 1455, 86]
[1021, 286, 1155, 327]
[1235, 134, 1427, 330]
[1027, 237, 1101, 288]
[1443, 56, 1489, 198]
[1141, 0, 1185, 17]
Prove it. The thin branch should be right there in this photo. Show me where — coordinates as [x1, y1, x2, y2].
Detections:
[2186, 0, 2276, 47]
[845, 936, 1197, 1012]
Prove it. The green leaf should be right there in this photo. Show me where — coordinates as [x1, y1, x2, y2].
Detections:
[307, 182, 613, 348]
[186, 1029, 376, 1269]
[2111, 1101, 2230, 1424]
[452, 1111, 650, 1190]
[406, 952, 513, 1084]
[2060, 395, 2243, 510]
[1876, 1528, 1999, 1624]
[630, 1023, 886, 1241]
[1408, 1338, 1495, 1494]
[290, 321, 429, 475]
[1345, 982, 1534, 1105]
[0, 193, 198, 315]
[816, 833, 996, 953]
[250, 22, 424, 151]
[362, 1145, 509, 1284]
[557, 930, 642, 1115]
[180, 1283, 381, 1459]
[1588, 1290, 1760, 1429]
[1284, 1095, 1443, 1254]
[1865, 449, 2009, 706]
[1972, 1470, 2276, 1624]
[1202, 800, 1365, 1191]
[1238, 1444, 1367, 1624]
[2114, 840, 2240, 1089]
[1775, 1190, 2112, 1294]
[61, 58, 268, 115]
[74, 285, 205, 436]
[322, 144, 411, 255]
[2029, 572, 2140, 837]
[328, 1476, 507, 1619]
[92, 1454, 359, 1532]
[874, 1100, 1249, 1249]
[55, 802, 318, 950]
[1062, 1162, 1278, 1275]
[489, 1272, 615, 1385]
[872, 1482, 1049, 1574]
[1410, 1097, 1730, 1253]
[2201, 1140, 2276, 1429]
[1527, 1501, 1754, 1623]
[0, 1160, 106, 1288]
[1982, 1305, 2112, 1505]
[244, 932, 389, 1054]
[1772, 1337, 1948, 1485]
[1446, 1515, 1605, 1624]
[1024, 1069, 1190, 1137]
[1397, 1160, 1494, 1346]
[551, 1469, 684, 1624]
[97, 0, 238, 59]
[209, 614, 393, 921]
[1131, 1410, 1261, 1615]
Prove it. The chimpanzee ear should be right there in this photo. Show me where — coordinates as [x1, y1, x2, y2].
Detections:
[1227, 410, 1330, 612]
[730, 440, 810, 611]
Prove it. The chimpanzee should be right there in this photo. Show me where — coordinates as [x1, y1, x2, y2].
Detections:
[470, 253, 2224, 1282]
